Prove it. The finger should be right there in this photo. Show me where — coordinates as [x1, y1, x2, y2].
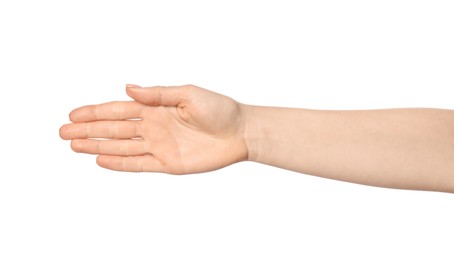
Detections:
[96, 155, 166, 173]
[71, 139, 148, 156]
[126, 84, 193, 107]
[60, 121, 141, 140]
[69, 101, 144, 122]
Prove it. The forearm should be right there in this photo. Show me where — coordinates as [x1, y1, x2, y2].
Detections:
[242, 105, 454, 193]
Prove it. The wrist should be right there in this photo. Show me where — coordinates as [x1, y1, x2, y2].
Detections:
[240, 104, 262, 162]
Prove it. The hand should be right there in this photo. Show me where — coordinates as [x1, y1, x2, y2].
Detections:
[59, 84, 249, 174]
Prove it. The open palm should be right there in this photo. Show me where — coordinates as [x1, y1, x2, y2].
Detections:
[60, 85, 248, 173]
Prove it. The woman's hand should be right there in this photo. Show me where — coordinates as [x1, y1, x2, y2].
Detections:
[60, 85, 248, 174]
[60, 84, 454, 192]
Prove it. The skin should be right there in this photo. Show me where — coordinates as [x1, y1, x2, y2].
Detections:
[60, 84, 454, 193]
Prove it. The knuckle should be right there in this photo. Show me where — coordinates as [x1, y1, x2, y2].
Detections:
[137, 158, 144, 172]
[156, 87, 164, 105]
[142, 141, 150, 154]
[113, 101, 125, 119]
[119, 142, 129, 156]
[136, 121, 144, 137]
[93, 105, 100, 120]
[110, 122, 119, 138]
[182, 84, 197, 94]
[121, 157, 126, 171]
[98, 141, 105, 154]
[84, 123, 91, 138]
[184, 84, 198, 89]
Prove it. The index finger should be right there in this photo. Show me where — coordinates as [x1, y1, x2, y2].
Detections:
[69, 101, 145, 122]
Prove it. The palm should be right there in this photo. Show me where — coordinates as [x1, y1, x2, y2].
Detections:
[60, 85, 248, 173]
[140, 95, 246, 173]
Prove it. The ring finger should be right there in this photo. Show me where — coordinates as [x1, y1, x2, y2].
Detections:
[71, 139, 149, 156]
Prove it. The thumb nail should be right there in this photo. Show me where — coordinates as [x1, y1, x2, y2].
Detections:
[126, 84, 141, 88]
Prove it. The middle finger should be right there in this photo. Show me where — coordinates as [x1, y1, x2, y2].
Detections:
[60, 121, 142, 139]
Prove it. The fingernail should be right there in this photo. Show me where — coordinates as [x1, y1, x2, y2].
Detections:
[126, 84, 141, 88]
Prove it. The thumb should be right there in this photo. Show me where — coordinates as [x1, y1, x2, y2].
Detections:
[126, 84, 186, 107]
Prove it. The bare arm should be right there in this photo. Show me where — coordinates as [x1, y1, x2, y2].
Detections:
[242, 106, 454, 193]
[60, 85, 454, 193]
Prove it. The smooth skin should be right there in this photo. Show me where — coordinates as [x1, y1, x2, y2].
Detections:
[60, 84, 454, 193]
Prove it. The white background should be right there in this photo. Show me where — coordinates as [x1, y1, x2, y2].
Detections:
[0, 0, 453, 259]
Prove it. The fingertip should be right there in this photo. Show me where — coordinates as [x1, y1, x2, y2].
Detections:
[59, 125, 65, 139]
[69, 108, 82, 122]
[126, 84, 141, 89]
[69, 110, 77, 122]
[69, 105, 97, 122]
[96, 155, 108, 168]
[126, 84, 142, 99]
[96, 155, 120, 171]
[59, 124, 70, 140]
[70, 139, 83, 152]
[126, 84, 142, 96]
